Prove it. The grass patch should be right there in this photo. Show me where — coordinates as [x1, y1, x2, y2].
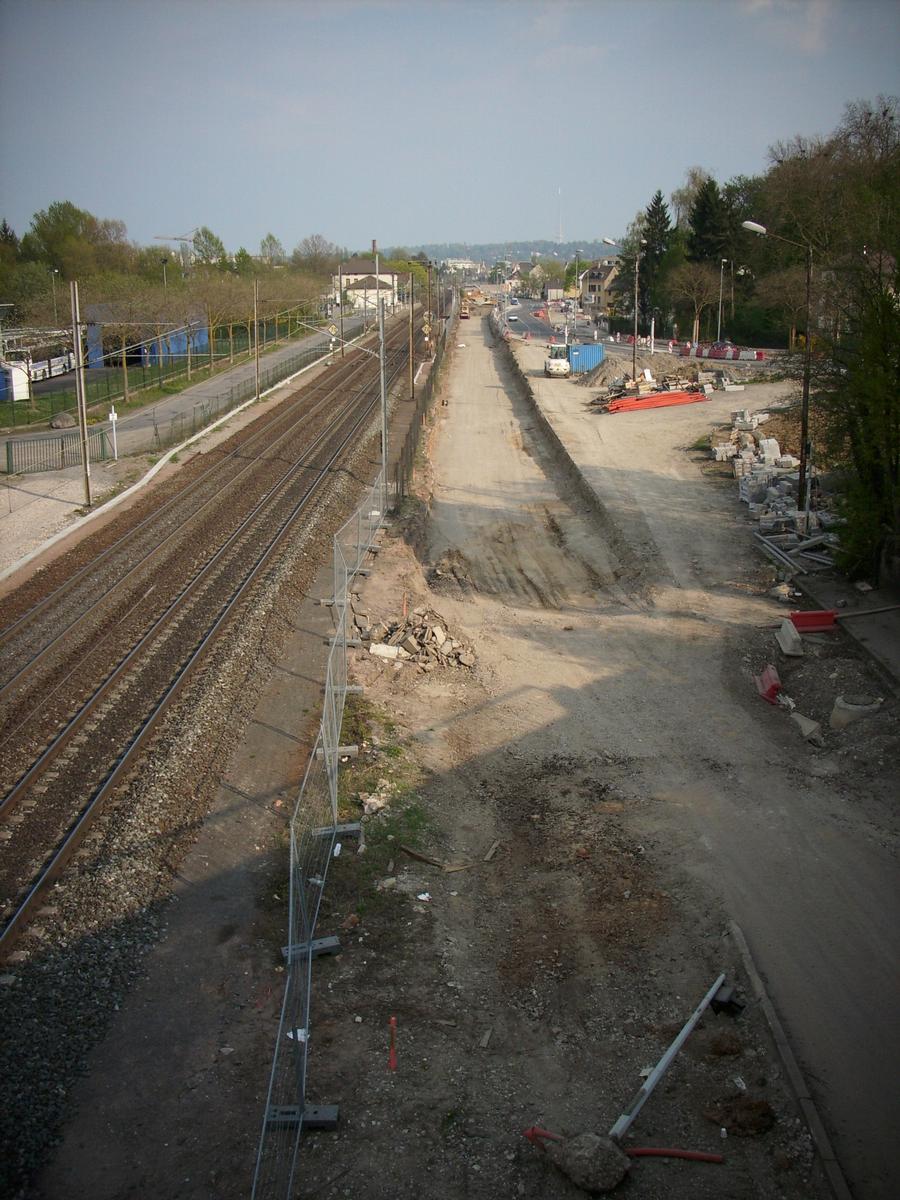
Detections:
[689, 433, 712, 451]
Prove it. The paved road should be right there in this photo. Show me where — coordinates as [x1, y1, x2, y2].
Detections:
[3, 316, 367, 456]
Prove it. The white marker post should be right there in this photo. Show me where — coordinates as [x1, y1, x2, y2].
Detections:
[109, 406, 119, 460]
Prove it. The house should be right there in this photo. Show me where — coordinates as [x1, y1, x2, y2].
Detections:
[332, 258, 403, 310]
[581, 256, 620, 319]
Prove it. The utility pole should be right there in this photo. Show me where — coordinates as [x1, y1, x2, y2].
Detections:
[338, 262, 345, 358]
[70, 281, 92, 508]
[408, 275, 415, 401]
[379, 296, 388, 509]
[253, 278, 260, 402]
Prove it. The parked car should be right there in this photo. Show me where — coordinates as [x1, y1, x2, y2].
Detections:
[508, 315, 519, 322]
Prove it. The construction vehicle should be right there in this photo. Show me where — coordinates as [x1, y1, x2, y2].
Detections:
[544, 343, 571, 377]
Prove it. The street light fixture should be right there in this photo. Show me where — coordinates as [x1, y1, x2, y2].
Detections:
[742, 219, 814, 513]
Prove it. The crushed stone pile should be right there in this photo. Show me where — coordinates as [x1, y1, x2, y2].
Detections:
[354, 603, 475, 669]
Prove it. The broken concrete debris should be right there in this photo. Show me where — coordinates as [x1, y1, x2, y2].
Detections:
[712, 409, 841, 575]
[358, 603, 475, 669]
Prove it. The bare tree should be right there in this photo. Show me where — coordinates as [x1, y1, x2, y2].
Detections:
[668, 262, 719, 342]
[291, 234, 339, 277]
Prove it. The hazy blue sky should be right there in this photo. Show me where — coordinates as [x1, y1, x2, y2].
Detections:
[1, 0, 897, 255]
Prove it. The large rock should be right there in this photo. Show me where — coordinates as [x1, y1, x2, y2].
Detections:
[543, 1133, 630, 1193]
[50, 411, 77, 429]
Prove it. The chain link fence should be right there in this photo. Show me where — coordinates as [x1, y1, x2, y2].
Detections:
[3, 334, 335, 474]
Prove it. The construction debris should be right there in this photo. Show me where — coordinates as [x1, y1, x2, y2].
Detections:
[711, 409, 842, 574]
[358, 604, 475, 669]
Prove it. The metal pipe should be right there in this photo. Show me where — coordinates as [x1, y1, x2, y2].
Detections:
[609, 973, 726, 1141]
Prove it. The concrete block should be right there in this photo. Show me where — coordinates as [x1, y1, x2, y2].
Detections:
[775, 619, 804, 656]
[791, 712, 824, 746]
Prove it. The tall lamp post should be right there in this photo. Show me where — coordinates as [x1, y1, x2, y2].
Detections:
[742, 220, 813, 512]
[50, 268, 59, 325]
[716, 258, 729, 341]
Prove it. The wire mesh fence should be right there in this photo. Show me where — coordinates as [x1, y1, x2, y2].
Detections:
[0, 316, 329, 431]
[3, 334, 334, 474]
[251, 465, 386, 1200]
[251, 299, 456, 1199]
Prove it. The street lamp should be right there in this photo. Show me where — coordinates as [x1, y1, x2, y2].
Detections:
[601, 237, 618, 338]
[717, 258, 728, 341]
[50, 269, 59, 325]
[742, 219, 813, 513]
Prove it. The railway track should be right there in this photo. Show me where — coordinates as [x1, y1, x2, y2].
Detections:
[0, 314, 419, 958]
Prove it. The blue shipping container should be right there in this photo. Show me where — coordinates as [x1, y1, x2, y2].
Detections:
[567, 343, 605, 373]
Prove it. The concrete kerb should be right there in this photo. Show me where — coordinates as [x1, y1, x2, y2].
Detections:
[729, 921, 853, 1200]
[0, 335, 367, 587]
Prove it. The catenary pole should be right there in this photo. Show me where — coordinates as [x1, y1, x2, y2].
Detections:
[70, 281, 92, 508]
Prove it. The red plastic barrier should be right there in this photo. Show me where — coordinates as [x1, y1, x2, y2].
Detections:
[754, 664, 782, 703]
[790, 610, 837, 632]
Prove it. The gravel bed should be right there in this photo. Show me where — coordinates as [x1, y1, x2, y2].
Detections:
[0, 408, 385, 1198]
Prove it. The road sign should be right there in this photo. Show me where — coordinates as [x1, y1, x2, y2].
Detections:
[422, 323, 431, 335]
[328, 324, 338, 336]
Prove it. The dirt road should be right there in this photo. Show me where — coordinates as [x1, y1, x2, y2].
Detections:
[304, 314, 898, 1198]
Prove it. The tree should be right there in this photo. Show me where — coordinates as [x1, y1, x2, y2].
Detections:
[668, 262, 720, 342]
[192, 226, 227, 268]
[687, 179, 729, 263]
[0, 219, 19, 267]
[233, 247, 254, 276]
[260, 233, 285, 265]
[291, 234, 339, 276]
[754, 266, 809, 349]
[816, 266, 900, 580]
[670, 166, 711, 229]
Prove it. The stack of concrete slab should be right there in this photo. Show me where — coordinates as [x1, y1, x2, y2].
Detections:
[713, 410, 839, 569]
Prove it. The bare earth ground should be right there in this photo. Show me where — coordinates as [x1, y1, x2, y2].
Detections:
[296, 321, 898, 1198]
[15, 315, 898, 1199]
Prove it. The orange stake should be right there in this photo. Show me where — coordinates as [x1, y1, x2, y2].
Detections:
[388, 1016, 398, 1071]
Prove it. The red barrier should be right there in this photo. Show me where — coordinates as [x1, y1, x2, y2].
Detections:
[790, 610, 837, 632]
[754, 665, 783, 704]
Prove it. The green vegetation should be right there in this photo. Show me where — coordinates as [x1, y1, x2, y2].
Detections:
[607, 96, 899, 578]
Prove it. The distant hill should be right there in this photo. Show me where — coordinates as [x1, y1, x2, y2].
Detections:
[386, 240, 617, 265]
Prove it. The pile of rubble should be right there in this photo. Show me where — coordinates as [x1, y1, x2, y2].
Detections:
[712, 409, 840, 575]
[354, 604, 475, 670]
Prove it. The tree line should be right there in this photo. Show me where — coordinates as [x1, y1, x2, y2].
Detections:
[0, 211, 429, 334]
[610, 97, 898, 581]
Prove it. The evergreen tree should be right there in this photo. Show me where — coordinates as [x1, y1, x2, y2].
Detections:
[642, 190, 673, 319]
[688, 179, 729, 262]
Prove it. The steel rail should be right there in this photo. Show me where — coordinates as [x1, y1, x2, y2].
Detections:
[0, 341, 403, 707]
[0, 324, 411, 666]
[0, 347, 408, 959]
[0, 342, 407, 811]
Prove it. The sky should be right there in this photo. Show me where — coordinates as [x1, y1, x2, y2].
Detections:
[1, 0, 897, 256]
